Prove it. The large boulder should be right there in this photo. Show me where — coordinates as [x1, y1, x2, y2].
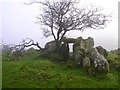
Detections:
[73, 37, 94, 54]
[74, 49, 84, 67]
[41, 37, 110, 75]
[73, 37, 109, 75]
[84, 37, 94, 54]
[73, 37, 83, 53]
[42, 41, 57, 55]
[41, 41, 69, 61]
[91, 48, 109, 74]
[96, 46, 108, 58]
[83, 56, 91, 71]
[62, 37, 76, 43]
[59, 43, 69, 61]
[73, 37, 94, 66]
[45, 41, 57, 53]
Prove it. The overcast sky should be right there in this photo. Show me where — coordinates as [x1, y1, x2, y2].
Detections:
[0, 0, 119, 51]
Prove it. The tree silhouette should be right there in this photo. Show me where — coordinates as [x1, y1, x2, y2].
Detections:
[26, 0, 111, 52]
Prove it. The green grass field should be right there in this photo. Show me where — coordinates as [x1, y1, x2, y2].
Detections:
[2, 57, 119, 88]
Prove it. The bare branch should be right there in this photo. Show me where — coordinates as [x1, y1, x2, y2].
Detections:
[27, 0, 111, 50]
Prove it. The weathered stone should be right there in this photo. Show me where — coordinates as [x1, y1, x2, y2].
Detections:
[96, 46, 108, 58]
[91, 48, 109, 74]
[74, 50, 84, 67]
[62, 37, 76, 43]
[73, 37, 94, 54]
[90, 48, 98, 61]
[79, 39, 85, 50]
[83, 57, 91, 71]
[73, 37, 83, 53]
[40, 36, 109, 75]
[42, 41, 69, 61]
[84, 37, 94, 54]
[45, 41, 56, 52]
[42, 41, 57, 55]
[73, 37, 94, 67]
[59, 43, 69, 61]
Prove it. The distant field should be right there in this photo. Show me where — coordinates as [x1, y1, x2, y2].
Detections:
[2, 58, 119, 88]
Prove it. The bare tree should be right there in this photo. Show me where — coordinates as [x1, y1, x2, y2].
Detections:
[26, 0, 111, 52]
[2, 38, 43, 60]
[12, 38, 43, 59]
[14, 38, 43, 51]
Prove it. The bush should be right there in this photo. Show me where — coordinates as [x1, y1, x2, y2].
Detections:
[109, 60, 120, 71]
[107, 52, 120, 71]
[23, 49, 41, 60]
[2, 52, 16, 61]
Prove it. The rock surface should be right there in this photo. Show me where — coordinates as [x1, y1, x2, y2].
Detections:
[44, 41, 57, 53]
[91, 48, 109, 74]
[74, 50, 84, 66]
[73, 37, 109, 74]
[73, 37, 94, 54]
[42, 41, 69, 61]
[42, 36, 109, 75]
[96, 46, 108, 58]
[83, 57, 91, 70]
[73, 37, 94, 66]
[59, 43, 69, 61]
[84, 37, 94, 54]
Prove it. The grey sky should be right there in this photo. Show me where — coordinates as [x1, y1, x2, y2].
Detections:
[0, 0, 118, 51]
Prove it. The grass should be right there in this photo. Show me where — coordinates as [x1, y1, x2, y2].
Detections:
[107, 52, 118, 61]
[2, 58, 119, 88]
[2, 49, 119, 88]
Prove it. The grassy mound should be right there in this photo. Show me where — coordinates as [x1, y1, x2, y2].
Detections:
[2, 58, 118, 88]
[2, 48, 119, 88]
